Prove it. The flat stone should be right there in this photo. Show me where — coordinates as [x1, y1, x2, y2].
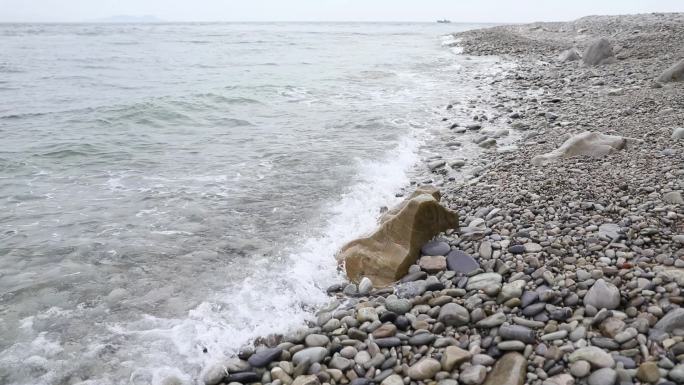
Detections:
[654, 308, 684, 332]
[446, 250, 479, 274]
[669, 364, 684, 382]
[329, 355, 352, 371]
[460, 365, 487, 385]
[408, 358, 442, 380]
[636, 361, 660, 384]
[570, 360, 591, 378]
[584, 279, 620, 310]
[226, 372, 260, 384]
[497, 341, 525, 351]
[482, 352, 527, 385]
[476, 312, 506, 328]
[291, 374, 320, 385]
[372, 323, 397, 338]
[385, 296, 411, 314]
[587, 368, 617, 385]
[508, 245, 525, 254]
[524, 243, 542, 253]
[375, 337, 401, 348]
[499, 324, 536, 344]
[422, 240, 451, 256]
[292, 347, 328, 366]
[357, 307, 379, 322]
[466, 273, 502, 293]
[441, 345, 472, 371]
[381, 374, 404, 385]
[568, 347, 615, 369]
[419, 255, 447, 273]
[248, 347, 283, 367]
[409, 332, 436, 346]
[304, 334, 329, 347]
[437, 303, 470, 326]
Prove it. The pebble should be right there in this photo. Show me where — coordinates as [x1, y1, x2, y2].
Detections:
[587, 368, 617, 385]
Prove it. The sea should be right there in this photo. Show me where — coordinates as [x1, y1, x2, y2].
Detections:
[0, 22, 510, 385]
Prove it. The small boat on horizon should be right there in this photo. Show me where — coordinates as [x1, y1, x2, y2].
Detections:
[437, 19, 451, 24]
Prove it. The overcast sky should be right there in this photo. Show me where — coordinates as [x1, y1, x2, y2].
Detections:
[1, 0, 683, 23]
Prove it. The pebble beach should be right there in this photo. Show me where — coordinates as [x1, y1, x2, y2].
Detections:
[202, 13, 684, 385]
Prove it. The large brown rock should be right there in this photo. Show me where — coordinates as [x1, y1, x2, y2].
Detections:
[337, 186, 458, 286]
[483, 352, 527, 385]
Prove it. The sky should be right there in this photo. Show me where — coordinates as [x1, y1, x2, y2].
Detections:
[1, 0, 683, 23]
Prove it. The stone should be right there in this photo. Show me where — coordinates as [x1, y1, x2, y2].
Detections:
[385, 296, 411, 314]
[419, 255, 447, 273]
[329, 356, 352, 371]
[271, 367, 293, 385]
[482, 352, 527, 385]
[442, 345, 472, 371]
[658, 59, 684, 83]
[357, 307, 378, 322]
[669, 364, 684, 382]
[460, 365, 487, 385]
[524, 243, 542, 253]
[479, 241, 492, 259]
[587, 368, 617, 385]
[248, 347, 283, 367]
[636, 361, 660, 384]
[203, 363, 228, 385]
[584, 279, 620, 310]
[655, 308, 684, 332]
[498, 324, 536, 344]
[559, 48, 581, 62]
[381, 374, 403, 385]
[446, 250, 479, 274]
[568, 347, 615, 369]
[476, 312, 506, 328]
[358, 277, 373, 295]
[338, 186, 459, 286]
[673, 127, 684, 140]
[372, 323, 397, 338]
[498, 280, 526, 303]
[422, 240, 451, 256]
[466, 272, 502, 292]
[599, 223, 620, 240]
[497, 341, 525, 351]
[374, 337, 401, 347]
[408, 358, 442, 380]
[291, 375, 320, 385]
[304, 334, 329, 347]
[570, 360, 591, 378]
[583, 38, 615, 66]
[437, 303, 470, 326]
[409, 332, 436, 346]
[532, 132, 630, 166]
[292, 347, 328, 366]
[664, 191, 684, 205]
[226, 372, 260, 384]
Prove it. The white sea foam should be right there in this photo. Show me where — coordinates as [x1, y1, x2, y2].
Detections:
[107, 133, 422, 385]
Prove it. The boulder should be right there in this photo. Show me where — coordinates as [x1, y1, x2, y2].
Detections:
[582, 38, 615, 66]
[338, 186, 458, 286]
[532, 132, 630, 166]
[482, 352, 527, 385]
[559, 48, 581, 62]
[658, 59, 684, 83]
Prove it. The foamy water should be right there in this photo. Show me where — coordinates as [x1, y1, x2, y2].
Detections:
[0, 22, 501, 384]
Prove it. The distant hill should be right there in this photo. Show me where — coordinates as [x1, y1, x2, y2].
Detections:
[90, 15, 165, 23]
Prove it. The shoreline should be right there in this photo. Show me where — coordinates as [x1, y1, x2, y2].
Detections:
[203, 13, 684, 385]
